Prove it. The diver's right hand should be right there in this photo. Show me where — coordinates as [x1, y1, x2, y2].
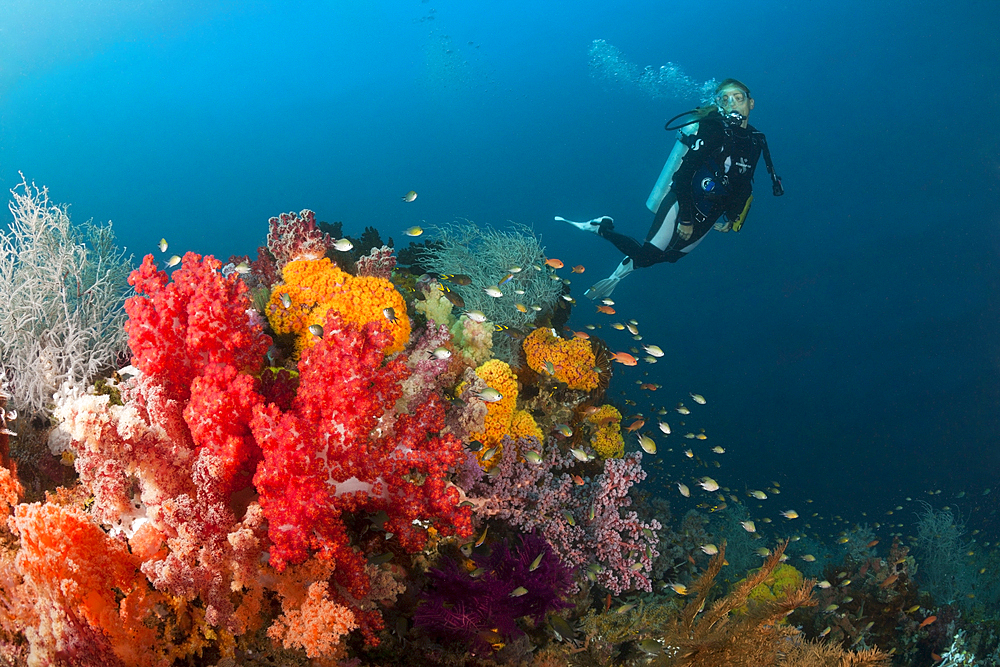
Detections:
[677, 221, 693, 241]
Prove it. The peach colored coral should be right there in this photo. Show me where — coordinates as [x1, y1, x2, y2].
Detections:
[268, 580, 358, 659]
[522, 327, 599, 391]
[266, 257, 410, 356]
[0, 466, 21, 516]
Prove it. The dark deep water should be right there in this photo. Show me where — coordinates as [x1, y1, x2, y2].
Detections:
[1, 0, 998, 536]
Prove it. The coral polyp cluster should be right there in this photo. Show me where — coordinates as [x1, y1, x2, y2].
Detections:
[266, 257, 410, 356]
[587, 403, 625, 459]
[522, 326, 599, 391]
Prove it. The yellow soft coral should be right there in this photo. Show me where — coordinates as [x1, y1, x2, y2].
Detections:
[267, 258, 409, 356]
[469, 359, 517, 445]
[734, 563, 805, 616]
[455, 359, 519, 467]
[522, 327, 598, 391]
[587, 404, 624, 459]
[509, 409, 543, 443]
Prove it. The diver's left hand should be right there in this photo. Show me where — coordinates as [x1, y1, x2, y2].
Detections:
[714, 221, 732, 232]
[677, 221, 693, 240]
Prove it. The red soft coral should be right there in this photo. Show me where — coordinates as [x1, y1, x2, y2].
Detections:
[184, 363, 264, 496]
[124, 252, 271, 403]
[251, 310, 472, 643]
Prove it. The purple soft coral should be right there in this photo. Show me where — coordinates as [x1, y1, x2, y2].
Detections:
[414, 532, 573, 650]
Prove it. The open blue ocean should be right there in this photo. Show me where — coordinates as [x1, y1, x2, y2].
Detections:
[1, 1, 998, 663]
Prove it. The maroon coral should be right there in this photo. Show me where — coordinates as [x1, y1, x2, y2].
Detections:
[266, 209, 333, 270]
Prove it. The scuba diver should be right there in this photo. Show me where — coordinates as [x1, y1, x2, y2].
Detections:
[558, 78, 783, 299]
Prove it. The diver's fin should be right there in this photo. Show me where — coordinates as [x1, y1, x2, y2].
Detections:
[585, 258, 634, 300]
[555, 215, 613, 235]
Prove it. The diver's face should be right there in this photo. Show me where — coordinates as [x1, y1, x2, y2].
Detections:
[716, 87, 754, 125]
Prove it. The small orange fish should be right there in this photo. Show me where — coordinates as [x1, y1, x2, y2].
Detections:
[610, 352, 637, 366]
[596, 305, 616, 315]
[878, 573, 898, 589]
[867, 539, 880, 548]
[931, 654, 941, 663]
[573, 331, 590, 340]
[545, 258, 564, 269]
[640, 383, 659, 391]
[572, 474, 585, 486]
[918, 615, 937, 629]
[571, 265, 585, 273]
[625, 419, 645, 433]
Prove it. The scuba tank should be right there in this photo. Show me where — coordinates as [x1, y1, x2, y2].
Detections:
[646, 123, 697, 213]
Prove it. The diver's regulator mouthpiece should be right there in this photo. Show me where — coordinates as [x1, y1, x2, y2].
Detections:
[719, 109, 745, 127]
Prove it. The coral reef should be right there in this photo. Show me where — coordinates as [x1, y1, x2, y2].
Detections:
[0, 189, 988, 666]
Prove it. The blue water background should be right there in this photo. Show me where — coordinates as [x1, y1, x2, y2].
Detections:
[2, 1, 998, 536]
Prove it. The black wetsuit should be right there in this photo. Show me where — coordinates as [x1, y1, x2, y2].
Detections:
[600, 116, 764, 267]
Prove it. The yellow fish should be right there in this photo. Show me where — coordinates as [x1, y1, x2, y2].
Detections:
[402, 190, 418, 202]
[668, 583, 688, 596]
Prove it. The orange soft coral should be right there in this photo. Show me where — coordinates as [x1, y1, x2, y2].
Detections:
[11, 502, 161, 665]
[587, 404, 624, 459]
[522, 327, 599, 391]
[0, 466, 21, 516]
[266, 257, 410, 356]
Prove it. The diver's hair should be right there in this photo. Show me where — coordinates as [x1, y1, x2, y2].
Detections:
[689, 105, 723, 121]
[715, 78, 751, 98]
